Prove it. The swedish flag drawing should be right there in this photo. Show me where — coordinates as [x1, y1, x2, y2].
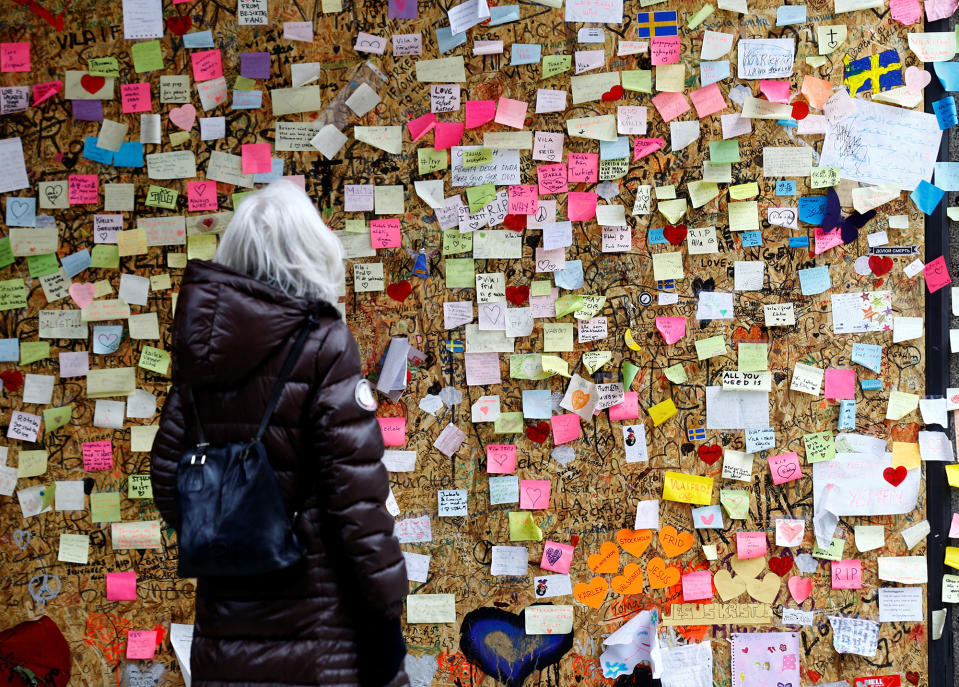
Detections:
[843, 50, 903, 96]
[637, 11, 678, 38]
[687, 427, 707, 441]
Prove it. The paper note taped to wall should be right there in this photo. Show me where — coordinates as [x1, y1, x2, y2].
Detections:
[813, 453, 920, 515]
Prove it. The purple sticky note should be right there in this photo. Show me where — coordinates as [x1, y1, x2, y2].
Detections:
[389, 0, 418, 19]
[72, 99, 103, 121]
[240, 52, 270, 80]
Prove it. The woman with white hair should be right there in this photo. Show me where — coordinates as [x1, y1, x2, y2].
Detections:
[150, 179, 410, 687]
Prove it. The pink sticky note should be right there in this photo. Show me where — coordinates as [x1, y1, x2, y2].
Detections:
[759, 79, 791, 103]
[924, 255, 952, 293]
[1, 43, 30, 72]
[651, 92, 690, 122]
[768, 451, 802, 485]
[508, 185, 538, 215]
[106, 571, 137, 601]
[120, 82, 151, 113]
[949, 513, 959, 537]
[567, 192, 597, 221]
[650, 35, 681, 65]
[487, 444, 517, 474]
[890, 0, 922, 23]
[689, 82, 727, 118]
[188, 181, 218, 212]
[681, 570, 713, 601]
[814, 227, 844, 255]
[370, 218, 402, 249]
[831, 559, 862, 589]
[656, 316, 686, 344]
[284, 175, 306, 190]
[824, 368, 855, 400]
[191, 49, 223, 82]
[82, 440, 113, 471]
[126, 630, 158, 660]
[465, 100, 496, 129]
[434, 122, 465, 150]
[408, 112, 437, 141]
[541, 540, 574, 574]
[537, 163, 568, 194]
[736, 531, 767, 559]
[241, 143, 272, 174]
[377, 417, 406, 446]
[494, 97, 528, 129]
[68, 174, 98, 205]
[520, 479, 551, 509]
[925, 0, 956, 20]
[33, 81, 61, 106]
[609, 392, 640, 421]
[568, 153, 598, 183]
[551, 413, 581, 445]
[634, 137, 665, 161]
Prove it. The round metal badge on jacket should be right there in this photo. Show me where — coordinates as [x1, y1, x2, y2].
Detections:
[354, 379, 377, 411]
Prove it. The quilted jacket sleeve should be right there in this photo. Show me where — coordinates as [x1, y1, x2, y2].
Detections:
[150, 384, 187, 530]
[308, 321, 408, 618]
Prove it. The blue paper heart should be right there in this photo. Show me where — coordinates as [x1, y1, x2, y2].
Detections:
[460, 607, 573, 687]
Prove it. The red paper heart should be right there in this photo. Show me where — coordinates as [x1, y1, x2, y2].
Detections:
[201, 217, 214, 228]
[386, 280, 412, 302]
[166, 16, 192, 35]
[807, 670, 822, 683]
[663, 223, 687, 246]
[791, 100, 809, 120]
[905, 671, 920, 685]
[80, 74, 105, 94]
[505, 285, 530, 306]
[525, 421, 549, 444]
[868, 255, 893, 276]
[503, 214, 527, 232]
[601, 85, 624, 102]
[697, 444, 721, 465]
[883, 465, 907, 486]
[0, 370, 24, 391]
[768, 554, 793, 577]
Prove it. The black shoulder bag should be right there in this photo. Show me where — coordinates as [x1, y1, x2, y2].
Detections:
[175, 315, 317, 577]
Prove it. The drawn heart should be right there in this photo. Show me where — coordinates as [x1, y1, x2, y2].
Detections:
[167, 15, 192, 35]
[386, 280, 412, 302]
[905, 66, 931, 94]
[868, 255, 892, 276]
[573, 576, 609, 608]
[663, 223, 687, 245]
[80, 74, 105, 94]
[525, 421, 549, 444]
[503, 214, 526, 231]
[505, 285, 529, 306]
[9, 200, 31, 219]
[776, 462, 798, 480]
[746, 572, 781, 603]
[646, 557, 680, 590]
[586, 541, 619, 574]
[697, 443, 721, 465]
[883, 465, 907, 486]
[700, 513, 715, 526]
[169, 103, 197, 131]
[44, 184, 63, 204]
[791, 100, 809, 120]
[713, 569, 746, 601]
[905, 671, 920, 685]
[68, 282, 96, 309]
[779, 522, 803, 544]
[460, 607, 573, 684]
[768, 555, 793, 577]
[787, 575, 812, 603]
[13, 529, 30, 549]
[730, 555, 765, 579]
[658, 526, 693, 558]
[97, 333, 120, 350]
[601, 85, 624, 102]
[611, 563, 645, 595]
[545, 547, 562, 565]
[570, 389, 590, 411]
[615, 529, 652, 557]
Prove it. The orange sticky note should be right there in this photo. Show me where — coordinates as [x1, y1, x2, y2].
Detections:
[892, 441, 921, 470]
[801, 75, 833, 110]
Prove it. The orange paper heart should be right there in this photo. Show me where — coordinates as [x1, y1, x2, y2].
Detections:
[616, 529, 653, 558]
[658, 526, 694, 558]
[611, 563, 645, 595]
[586, 541, 620, 574]
[571, 389, 590, 410]
[573, 576, 609, 608]
[646, 557, 680, 590]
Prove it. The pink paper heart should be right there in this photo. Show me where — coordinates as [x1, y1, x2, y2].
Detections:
[787, 575, 812, 603]
[169, 103, 196, 131]
[904, 66, 931, 94]
[69, 282, 96, 309]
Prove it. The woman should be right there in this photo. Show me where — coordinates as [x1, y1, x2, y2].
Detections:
[150, 180, 410, 687]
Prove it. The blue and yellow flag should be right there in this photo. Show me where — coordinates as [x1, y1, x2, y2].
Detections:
[843, 50, 902, 96]
[637, 11, 678, 38]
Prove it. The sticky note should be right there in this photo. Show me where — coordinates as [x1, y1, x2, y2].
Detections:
[106, 571, 137, 600]
[663, 471, 713, 505]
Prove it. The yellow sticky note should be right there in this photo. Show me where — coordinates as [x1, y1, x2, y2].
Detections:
[728, 200, 759, 232]
[947, 546, 959, 571]
[658, 198, 687, 223]
[117, 229, 148, 257]
[663, 471, 714, 505]
[738, 343, 768, 371]
[688, 180, 719, 208]
[648, 399, 677, 426]
[810, 166, 840, 189]
[652, 252, 684, 281]
[531, 280, 552, 297]
[131, 425, 160, 452]
[138, 346, 171, 375]
[665, 363, 688, 383]
[418, 148, 447, 174]
[509, 511, 543, 541]
[17, 450, 48, 478]
[817, 25, 846, 55]
[729, 182, 759, 200]
[892, 442, 921, 470]
[0, 278, 27, 311]
[696, 335, 727, 360]
[542, 355, 571, 377]
[87, 367, 136, 398]
[187, 233, 218, 261]
[543, 323, 574, 352]
[622, 70, 652, 93]
[947, 463, 959, 487]
[886, 390, 920, 420]
[542, 55, 572, 79]
[655, 64, 685, 93]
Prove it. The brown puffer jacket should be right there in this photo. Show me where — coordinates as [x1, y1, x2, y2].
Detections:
[150, 260, 410, 687]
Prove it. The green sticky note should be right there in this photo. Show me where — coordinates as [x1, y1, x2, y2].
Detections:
[688, 4, 715, 28]
[146, 185, 178, 210]
[0, 278, 27, 311]
[443, 229, 472, 255]
[738, 343, 768, 372]
[541, 54, 572, 79]
[554, 294, 583, 318]
[138, 346, 171, 375]
[695, 335, 727, 360]
[233, 191, 255, 208]
[623, 361, 641, 389]
[812, 537, 845, 560]
[88, 57, 120, 77]
[128, 474, 154, 499]
[508, 511, 543, 541]
[509, 354, 550, 380]
[91, 245, 120, 269]
[462, 148, 493, 168]
[531, 280, 552, 296]
[43, 405, 72, 434]
[709, 139, 741, 163]
[345, 219, 367, 233]
[131, 40, 164, 73]
[494, 412, 523, 434]
[720, 488, 750, 519]
[622, 70, 652, 93]
[40, 483, 56, 511]
[664, 362, 688, 384]
[27, 253, 59, 278]
[234, 76, 257, 91]
[20, 341, 50, 365]
[466, 183, 496, 213]
[90, 492, 122, 523]
[804, 431, 836, 463]
[445, 258, 475, 288]
[0, 237, 14, 269]
[418, 148, 447, 174]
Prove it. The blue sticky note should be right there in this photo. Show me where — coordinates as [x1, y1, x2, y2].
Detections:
[600, 136, 630, 161]
[5, 197, 35, 227]
[776, 5, 806, 24]
[691, 504, 723, 529]
[183, 30, 215, 49]
[232, 90, 263, 109]
[934, 61, 959, 92]
[554, 260, 584, 290]
[910, 180, 945, 215]
[436, 27, 467, 54]
[933, 96, 957, 130]
[789, 236, 809, 248]
[61, 249, 91, 278]
[798, 196, 827, 224]
[648, 228, 668, 244]
[935, 162, 959, 191]
[253, 158, 284, 183]
[776, 181, 796, 196]
[861, 379, 882, 390]
[93, 326, 123, 355]
[701, 60, 730, 86]
[489, 5, 520, 25]
[522, 389, 552, 418]
[81, 136, 114, 165]
[510, 43, 541, 66]
[851, 342, 882, 373]
[114, 142, 144, 168]
[776, 119, 798, 128]
[0, 338, 17, 362]
[798, 265, 830, 295]
[742, 231, 762, 247]
[838, 399, 856, 430]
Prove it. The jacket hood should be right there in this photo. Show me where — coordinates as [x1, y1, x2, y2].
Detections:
[171, 260, 340, 386]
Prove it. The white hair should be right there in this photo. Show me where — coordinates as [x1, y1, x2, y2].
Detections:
[215, 179, 345, 304]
